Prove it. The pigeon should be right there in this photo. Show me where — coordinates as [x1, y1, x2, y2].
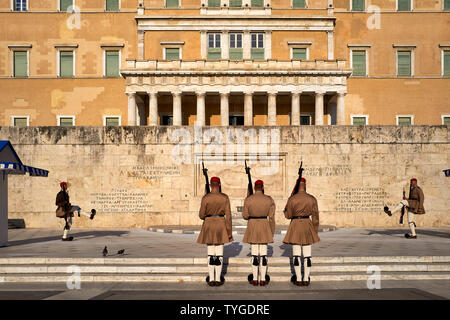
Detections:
[102, 246, 108, 257]
[117, 249, 125, 255]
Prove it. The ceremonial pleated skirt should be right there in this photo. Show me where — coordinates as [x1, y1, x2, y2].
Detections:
[197, 217, 232, 245]
[243, 219, 274, 244]
[282, 218, 320, 245]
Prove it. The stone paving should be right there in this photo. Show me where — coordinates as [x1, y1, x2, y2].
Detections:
[1, 227, 449, 259]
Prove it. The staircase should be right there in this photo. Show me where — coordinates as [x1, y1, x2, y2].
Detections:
[1, 256, 449, 283]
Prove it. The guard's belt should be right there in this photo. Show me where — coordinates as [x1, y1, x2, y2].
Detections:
[408, 198, 418, 201]
[291, 216, 310, 220]
[206, 214, 225, 218]
[248, 216, 267, 219]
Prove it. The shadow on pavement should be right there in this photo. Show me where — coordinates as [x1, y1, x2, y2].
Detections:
[3, 231, 130, 247]
[366, 229, 450, 239]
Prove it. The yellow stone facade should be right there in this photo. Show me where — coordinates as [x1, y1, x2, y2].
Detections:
[0, 0, 449, 126]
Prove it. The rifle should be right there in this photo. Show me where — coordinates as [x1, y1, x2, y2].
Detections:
[284, 161, 304, 212]
[245, 160, 253, 196]
[399, 189, 405, 224]
[202, 161, 210, 194]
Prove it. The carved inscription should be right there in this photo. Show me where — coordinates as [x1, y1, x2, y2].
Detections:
[336, 187, 388, 212]
[90, 189, 151, 213]
[127, 165, 180, 180]
[305, 165, 351, 177]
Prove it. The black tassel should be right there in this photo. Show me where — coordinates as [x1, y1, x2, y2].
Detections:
[252, 256, 260, 266]
[294, 256, 299, 266]
[262, 256, 267, 266]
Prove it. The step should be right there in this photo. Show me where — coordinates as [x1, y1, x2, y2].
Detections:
[2, 272, 450, 283]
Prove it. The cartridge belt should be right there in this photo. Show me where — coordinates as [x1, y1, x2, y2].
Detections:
[206, 214, 225, 218]
[248, 216, 267, 220]
[291, 216, 310, 220]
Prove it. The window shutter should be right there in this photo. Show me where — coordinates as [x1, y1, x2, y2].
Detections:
[352, 51, 366, 76]
[251, 0, 264, 7]
[59, 117, 74, 126]
[443, 117, 450, 126]
[352, 117, 367, 125]
[165, 48, 180, 60]
[14, 118, 28, 127]
[60, 51, 74, 77]
[398, 117, 412, 125]
[14, 0, 27, 11]
[106, 117, 119, 126]
[14, 51, 27, 77]
[445, 0, 450, 11]
[293, 0, 306, 8]
[352, 0, 364, 11]
[292, 48, 307, 60]
[60, 0, 73, 11]
[397, 51, 411, 76]
[208, 0, 220, 7]
[229, 48, 243, 60]
[251, 48, 265, 60]
[106, 0, 119, 11]
[106, 51, 120, 77]
[207, 48, 222, 60]
[229, 0, 242, 7]
[397, 0, 411, 11]
[443, 51, 450, 76]
[166, 0, 179, 8]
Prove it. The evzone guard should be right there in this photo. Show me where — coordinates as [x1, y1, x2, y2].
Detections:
[384, 178, 426, 239]
[283, 177, 320, 286]
[197, 176, 233, 286]
[242, 179, 276, 286]
[55, 182, 96, 241]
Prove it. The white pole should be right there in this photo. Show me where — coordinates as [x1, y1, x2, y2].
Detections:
[0, 171, 8, 247]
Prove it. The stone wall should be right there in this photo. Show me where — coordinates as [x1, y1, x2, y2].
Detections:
[1, 125, 449, 228]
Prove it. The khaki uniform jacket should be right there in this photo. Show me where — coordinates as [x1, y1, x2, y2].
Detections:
[196, 191, 233, 245]
[242, 191, 276, 244]
[283, 190, 320, 245]
[407, 186, 425, 214]
[55, 191, 73, 218]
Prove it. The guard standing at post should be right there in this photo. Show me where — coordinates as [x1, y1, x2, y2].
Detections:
[283, 178, 320, 286]
[197, 177, 233, 286]
[242, 180, 275, 286]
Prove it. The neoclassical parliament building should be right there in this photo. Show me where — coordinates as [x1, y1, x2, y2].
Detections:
[1, 0, 449, 128]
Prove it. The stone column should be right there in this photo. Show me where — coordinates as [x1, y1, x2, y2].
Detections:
[127, 92, 137, 126]
[149, 91, 158, 126]
[291, 91, 301, 125]
[220, 91, 229, 126]
[200, 32, 207, 60]
[337, 92, 346, 125]
[267, 91, 277, 126]
[243, 31, 251, 60]
[173, 91, 182, 126]
[244, 91, 253, 126]
[222, 31, 229, 60]
[196, 91, 206, 126]
[314, 91, 325, 125]
[327, 31, 334, 60]
[0, 172, 8, 247]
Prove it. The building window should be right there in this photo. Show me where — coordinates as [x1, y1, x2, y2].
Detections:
[397, 0, 411, 11]
[165, 48, 181, 60]
[443, 50, 450, 77]
[60, 0, 74, 11]
[58, 116, 75, 126]
[396, 115, 413, 125]
[229, 33, 243, 60]
[13, 51, 28, 77]
[445, 0, 450, 11]
[351, 115, 368, 125]
[230, 0, 242, 7]
[351, 0, 365, 11]
[208, 33, 221, 60]
[161, 115, 173, 126]
[229, 114, 244, 126]
[251, 33, 264, 60]
[104, 116, 121, 126]
[12, 116, 29, 127]
[208, 0, 220, 7]
[300, 114, 312, 125]
[397, 51, 412, 77]
[352, 50, 367, 76]
[293, 0, 306, 8]
[442, 115, 450, 126]
[251, 0, 264, 7]
[292, 48, 307, 60]
[105, 50, 120, 77]
[106, 0, 119, 11]
[14, 0, 27, 11]
[166, 0, 179, 8]
[59, 51, 74, 77]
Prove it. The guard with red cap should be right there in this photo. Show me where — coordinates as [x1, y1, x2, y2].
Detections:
[384, 178, 426, 239]
[242, 179, 275, 286]
[55, 182, 96, 241]
[197, 176, 233, 286]
[283, 177, 320, 286]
